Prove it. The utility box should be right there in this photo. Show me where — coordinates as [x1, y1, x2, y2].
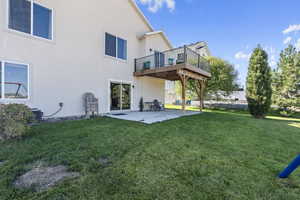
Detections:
[83, 93, 99, 118]
[31, 108, 44, 121]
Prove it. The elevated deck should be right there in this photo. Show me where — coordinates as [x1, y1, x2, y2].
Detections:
[134, 45, 211, 112]
[134, 46, 211, 81]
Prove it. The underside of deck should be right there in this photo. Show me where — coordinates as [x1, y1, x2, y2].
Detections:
[133, 63, 211, 81]
[134, 63, 210, 112]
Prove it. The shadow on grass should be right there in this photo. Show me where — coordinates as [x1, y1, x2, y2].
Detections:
[166, 105, 300, 123]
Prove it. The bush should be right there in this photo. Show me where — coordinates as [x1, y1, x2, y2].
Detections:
[0, 104, 34, 141]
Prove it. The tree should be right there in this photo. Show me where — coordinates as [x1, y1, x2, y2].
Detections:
[186, 56, 239, 101]
[272, 45, 300, 116]
[206, 57, 239, 99]
[246, 46, 272, 118]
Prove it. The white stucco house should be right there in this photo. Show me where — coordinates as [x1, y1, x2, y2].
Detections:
[0, 0, 211, 118]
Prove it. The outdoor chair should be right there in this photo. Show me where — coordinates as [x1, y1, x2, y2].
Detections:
[152, 99, 163, 111]
[176, 53, 185, 64]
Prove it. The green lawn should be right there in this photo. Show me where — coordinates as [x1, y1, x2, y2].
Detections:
[0, 109, 300, 200]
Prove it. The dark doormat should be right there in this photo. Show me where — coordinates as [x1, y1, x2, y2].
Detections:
[112, 113, 127, 116]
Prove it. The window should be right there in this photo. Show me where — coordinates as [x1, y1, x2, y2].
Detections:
[8, 0, 31, 34]
[0, 61, 29, 99]
[8, 0, 53, 40]
[105, 33, 116, 57]
[33, 3, 52, 39]
[105, 33, 127, 60]
[117, 38, 127, 60]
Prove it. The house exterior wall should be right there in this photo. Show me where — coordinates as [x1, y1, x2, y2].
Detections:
[144, 34, 170, 55]
[0, 0, 170, 117]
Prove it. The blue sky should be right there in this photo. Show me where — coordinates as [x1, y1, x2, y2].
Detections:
[136, 0, 300, 87]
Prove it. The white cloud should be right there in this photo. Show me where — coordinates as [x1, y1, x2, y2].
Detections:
[269, 55, 277, 67]
[296, 38, 300, 51]
[283, 24, 300, 34]
[261, 46, 277, 68]
[235, 51, 250, 60]
[283, 36, 292, 45]
[263, 46, 276, 55]
[261, 46, 278, 68]
[139, 0, 175, 13]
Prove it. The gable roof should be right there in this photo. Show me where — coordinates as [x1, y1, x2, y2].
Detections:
[128, 0, 173, 49]
[142, 31, 173, 49]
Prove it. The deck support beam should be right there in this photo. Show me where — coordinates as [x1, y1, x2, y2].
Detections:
[177, 69, 207, 112]
[138, 67, 209, 112]
[197, 79, 207, 111]
[178, 72, 189, 111]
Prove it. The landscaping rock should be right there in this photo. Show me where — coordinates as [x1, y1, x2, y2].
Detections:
[14, 165, 80, 192]
[98, 156, 112, 167]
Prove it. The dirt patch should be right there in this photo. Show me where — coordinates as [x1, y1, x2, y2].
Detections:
[14, 165, 79, 192]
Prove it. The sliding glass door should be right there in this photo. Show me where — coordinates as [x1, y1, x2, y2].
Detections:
[110, 82, 131, 111]
[111, 82, 121, 111]
[122, 84, 131, 110]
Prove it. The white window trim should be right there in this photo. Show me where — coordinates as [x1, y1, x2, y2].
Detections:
[108, 79, 133, 113]
[104, 32, 127, 61]
[0, 60, 30, 101]
[6, 0, 54, 42]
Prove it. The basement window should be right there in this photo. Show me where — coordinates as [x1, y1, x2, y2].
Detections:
[0, 61, 29, 100]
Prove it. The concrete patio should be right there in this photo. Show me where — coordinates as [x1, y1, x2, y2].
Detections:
[106, 109, 201, 124]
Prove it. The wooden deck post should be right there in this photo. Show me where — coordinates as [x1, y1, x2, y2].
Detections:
[179, 73, 187, 111]
[197, 80, 207, 112]
[177, 69, 208, 112]
[198, 80, 206, 112]
[196, 80, 202, 111]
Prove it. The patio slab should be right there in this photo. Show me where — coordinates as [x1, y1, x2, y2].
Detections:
[106, 109, 201, 124]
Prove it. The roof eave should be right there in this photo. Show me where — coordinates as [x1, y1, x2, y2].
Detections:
[128, 0, 154, 32]
[128, 0, 173, 49]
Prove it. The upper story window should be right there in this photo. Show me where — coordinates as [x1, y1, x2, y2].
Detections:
[105, 33, 127, 60]
[0, 61, 29, 100]
[8, 0, 53, 40]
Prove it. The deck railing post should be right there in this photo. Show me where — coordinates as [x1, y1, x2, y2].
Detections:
[183, 45, 187, 64]
[134, 58, 137, 72]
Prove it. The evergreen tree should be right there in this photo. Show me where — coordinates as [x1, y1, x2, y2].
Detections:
[246, 46, 272, 118]
[273, 45, 300, 115]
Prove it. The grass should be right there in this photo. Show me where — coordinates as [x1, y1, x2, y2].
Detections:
[0, 109, 300, 200]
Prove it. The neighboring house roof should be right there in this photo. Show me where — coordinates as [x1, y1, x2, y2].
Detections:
[128, 0, 173, 49]
[177, 41, 207, 48]
[176, 41, 211, 56]
[187, 41, 211, 56]
[188, 41, 207, 49]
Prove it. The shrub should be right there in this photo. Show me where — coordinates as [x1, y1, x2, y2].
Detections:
[0, 104, 34, 141]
